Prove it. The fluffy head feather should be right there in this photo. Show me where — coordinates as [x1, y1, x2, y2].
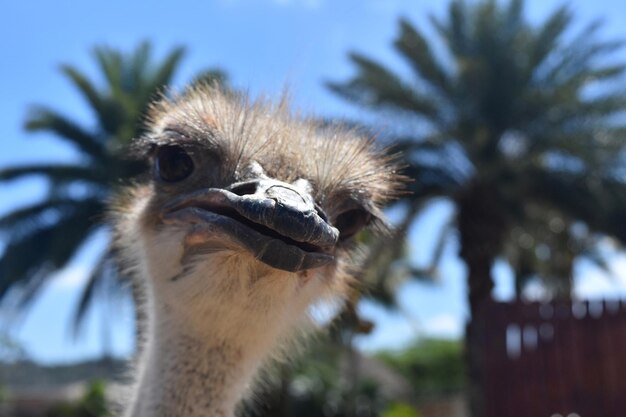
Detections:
[112, 85, 403, 417]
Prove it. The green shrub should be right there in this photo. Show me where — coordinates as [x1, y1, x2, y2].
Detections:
[381, 402, 421, 417]
[47, 380, 111, 417]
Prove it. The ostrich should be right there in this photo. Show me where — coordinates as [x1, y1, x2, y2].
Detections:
[113, 85, 401, 417]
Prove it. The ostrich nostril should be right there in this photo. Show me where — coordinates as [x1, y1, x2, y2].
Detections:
[229, 181, 258, 196]
[313, 204, 329, 223]
[228, 179, 329, 222]
[266, 185, 307, 202]
[265, 184, 311, 212]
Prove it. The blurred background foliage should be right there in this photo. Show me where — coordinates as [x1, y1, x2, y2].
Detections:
[376, 339, 464, 395]
[0, 42, 228, 335]
[46, 381, 111, 417]
[329, 0, 626, 414]
[2, 0, 626, 416]
[331, 0, 626, 311]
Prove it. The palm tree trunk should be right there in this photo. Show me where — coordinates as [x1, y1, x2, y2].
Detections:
[464, 260, 493, 417]
[456, 180, 509, 417]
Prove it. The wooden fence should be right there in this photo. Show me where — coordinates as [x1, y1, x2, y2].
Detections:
[477, 299, 626, 417]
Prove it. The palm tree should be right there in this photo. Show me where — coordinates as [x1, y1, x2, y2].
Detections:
[0, 42, 227, 334]
[328, 1, 626, 415]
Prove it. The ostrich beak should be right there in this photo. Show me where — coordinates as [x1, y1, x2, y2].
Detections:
[161, 179, 339, 272]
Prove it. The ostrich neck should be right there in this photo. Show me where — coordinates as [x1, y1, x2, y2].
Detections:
[122, 236, 323, 417]
[129, 319, 259, 417]
[127, 279, 284, 417]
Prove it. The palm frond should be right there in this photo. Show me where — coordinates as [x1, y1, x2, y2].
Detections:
[0, 197, 105, 237]
[60, 65, 106, 122]
[549, 65, 626, 97]
[359, 200, 427, 307]
[190, 69, 230, 89]
[94, 46, 123, 95]
[0, 203, 102, 309]
[24, 107, 105, 158]
[130, 41, 153, 92]
[402, 165, 462, 197]
[528, 4, 572, 72]
[505, 0, 524, 27]
[0, 164, 107, 184]
[71, 254, 105, 337]
[132, 45, 186, 135]
[582, 247, 614, 276]
[526, 170, 614, 234]
[64, 56, 126, 137]
[580, 93, 626, 116]
[430, 1, 470, 57]
[148, 46, 186, 94]
[544, 40, 625, 87]
[394, 18, 453, 100]
[327, 53, 443, 123]
[71, 247, 126, 337]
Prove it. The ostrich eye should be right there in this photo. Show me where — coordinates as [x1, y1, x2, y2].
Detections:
[334, 208, 371, 241]
[155, 145, 194, 182]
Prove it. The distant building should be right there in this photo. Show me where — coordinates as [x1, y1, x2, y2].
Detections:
[0, 358, 127, 417]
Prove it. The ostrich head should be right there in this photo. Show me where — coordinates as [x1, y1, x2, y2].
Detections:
[114, 86, 400, 417]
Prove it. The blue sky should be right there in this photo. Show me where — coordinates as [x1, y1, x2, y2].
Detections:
[3, 0, 626, 364]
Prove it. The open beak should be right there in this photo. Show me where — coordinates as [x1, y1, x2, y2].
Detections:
[161, 179, 339, 272]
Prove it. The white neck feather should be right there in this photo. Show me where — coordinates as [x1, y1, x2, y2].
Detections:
[127, 306, 260, 417]
[124, 229, 329, 417]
